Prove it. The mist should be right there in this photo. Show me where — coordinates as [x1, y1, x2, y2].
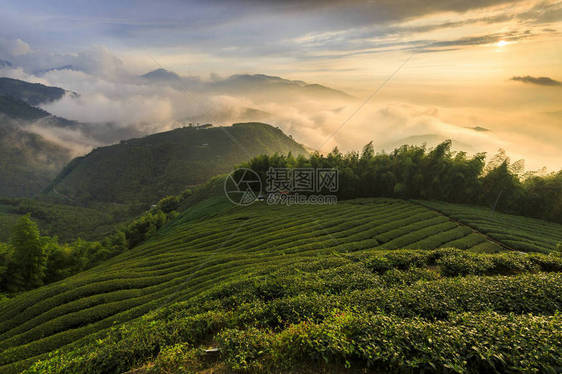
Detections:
[1, 47, 560, 172]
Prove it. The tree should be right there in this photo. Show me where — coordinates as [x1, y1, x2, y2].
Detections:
[480, 160, 523, 212]
[44, 240, 78, 283]
[0, 242, 13, 290]
[9, 215, 47, 290]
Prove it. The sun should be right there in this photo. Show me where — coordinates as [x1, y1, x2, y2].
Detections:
[496, 40, 508, 47]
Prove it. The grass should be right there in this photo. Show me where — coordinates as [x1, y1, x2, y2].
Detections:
[0, 198, 560, 373]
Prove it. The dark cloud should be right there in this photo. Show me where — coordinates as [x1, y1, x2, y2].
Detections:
[230, 0, 526, 24]
[517, 1, 562, 23]
[511, 75, 562, 86]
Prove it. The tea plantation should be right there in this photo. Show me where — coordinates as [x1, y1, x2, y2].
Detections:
[418, 200, 562, 253]
[0, 198, 560, 373]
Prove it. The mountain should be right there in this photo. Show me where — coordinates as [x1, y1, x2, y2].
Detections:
[0, 77, 66, 106]
[138, 69, 353, 100]
[33, 64, 77, 75]
[141, 68, 182, 82]
[211, 73, 354, 100]
[45, 122, 307, 205]
[0, 60, 12, 68]
[1, 196, 560, 373]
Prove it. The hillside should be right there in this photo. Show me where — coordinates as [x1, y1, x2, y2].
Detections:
[0, 121, 72, 198]
[0, 197, 560, 373]
[0, 78, 66, 106]
[0, 78, 77, 197]
[0, 198, 127, 242]
[0, 96, 51, 122]
[45, 123, 307, 205]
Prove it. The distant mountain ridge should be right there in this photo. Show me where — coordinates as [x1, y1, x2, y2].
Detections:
[139, 69, 353, 100]
[212, 73, 353, 100]
[141, 68, 182, 81]
[33, 64, 77, 75]
[0, 77, 67, 106]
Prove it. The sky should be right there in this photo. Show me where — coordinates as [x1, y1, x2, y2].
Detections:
[0, 0, 561, 170]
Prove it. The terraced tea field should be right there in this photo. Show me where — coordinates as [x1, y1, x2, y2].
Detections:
[1, 198, 561, 373]
[418, 200, 562, 253]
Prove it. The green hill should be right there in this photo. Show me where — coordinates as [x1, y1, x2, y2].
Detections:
[0, 121, 306, 241]
[0, 197, 560, 373]
[0, 78, 66, 106]
[45, 123, 307, 205]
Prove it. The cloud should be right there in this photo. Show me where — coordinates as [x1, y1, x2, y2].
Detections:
[0, 37, 31, 57]
[517, 1, 562, 23]
[4, 63, 560, 172]
[408, 29, 536, 53]
[18, 62, 493, 162]
[1, 33, 560, 171]
[1, 0, 551, 66]
[234, 0, 527, 25]
[511, 75, 561, 86]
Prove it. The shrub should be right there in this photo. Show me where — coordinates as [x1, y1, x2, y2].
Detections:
[437, 252, 494, 276]
[149, 343, 204, 374]
[219, 311, 562, 373]
[217, 327, 272, 370]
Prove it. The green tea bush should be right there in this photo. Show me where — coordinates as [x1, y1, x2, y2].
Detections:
[217, 327, 272, 370]
[380, 267, 440, 287]
[410, 226, 473, 250]
[3, 199, 561, 373]
[148, 343, 204, 374]
[441, 233, 485, 249]
[436, 252, 495, 276]
[378, 221, 457, 249]
[217, 311, 562, 373]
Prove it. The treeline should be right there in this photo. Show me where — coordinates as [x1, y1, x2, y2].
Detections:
[0, 191, 190, 295]
[244, 141, 562, 223]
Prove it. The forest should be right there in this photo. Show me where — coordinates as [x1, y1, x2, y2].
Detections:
[0, 192, 189, 295]
[245, 140, 562, 223]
